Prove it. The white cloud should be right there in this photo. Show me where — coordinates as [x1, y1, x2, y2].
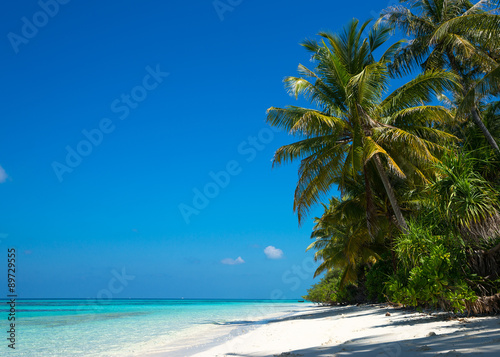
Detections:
[221, 256, 245, 265]
[264, 246, 284, 259]
[0, 165, 7, 183]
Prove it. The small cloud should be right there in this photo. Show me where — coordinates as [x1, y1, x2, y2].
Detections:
[264, 246, 284, 259]
[221, 256, 245, 265]
[0, 165, 8, 183]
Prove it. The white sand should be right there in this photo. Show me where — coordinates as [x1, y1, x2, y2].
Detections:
[171, 304, 500, 357]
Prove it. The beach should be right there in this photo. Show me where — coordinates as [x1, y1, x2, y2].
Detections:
[4, 299, 500, 356]
[159, 304, 500, 357]
[4, 2, 500, 357]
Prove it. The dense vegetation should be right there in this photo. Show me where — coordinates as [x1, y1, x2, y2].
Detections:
[268, 0, 500, 313]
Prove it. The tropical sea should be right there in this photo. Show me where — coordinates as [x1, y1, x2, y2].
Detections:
[0, 299, 310, 356]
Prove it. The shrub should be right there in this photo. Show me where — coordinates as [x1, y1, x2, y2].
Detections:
[365, 258, 393, 302]
[386, 221, 477, 312]
[303, 269, 362, 304]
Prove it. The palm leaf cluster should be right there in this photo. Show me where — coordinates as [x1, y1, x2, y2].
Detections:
[267, 19, 458, 230]
[268, 1, 500, 312]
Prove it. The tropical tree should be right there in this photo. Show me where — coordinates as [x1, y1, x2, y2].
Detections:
[381, 0, 500, 154]
[308, 197, 371, 287]
[457, 65, 500, 154]
[307, 176, 391, 287]
[308, 193, 363, 285]
[266, 19, 460, 232]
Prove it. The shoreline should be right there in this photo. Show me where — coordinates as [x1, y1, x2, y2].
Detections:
[147, 304, 500, 357]
[139, 302, 315, 357]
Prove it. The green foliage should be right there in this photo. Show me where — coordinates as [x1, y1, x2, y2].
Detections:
[308, 192, 384, 287]
[382, 0, 500, 76]
[385, 221, 477, 312]
[303, 269, 362, 305]
[432, 154, 499, 224]
[266, 19, 458, 226]
[277, 1, 500, 314]
[428, 153, 500, 243]
[365, 258, 393, 302]
[303, 270, 342, 305]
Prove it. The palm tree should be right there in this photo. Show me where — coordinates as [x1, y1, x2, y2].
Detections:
[267, 19, 459, 231]
[308, 197, 374, 287]
[381, 0, 500, 154]
[307, 176, 391, 287]
[457, 65, 500, 153]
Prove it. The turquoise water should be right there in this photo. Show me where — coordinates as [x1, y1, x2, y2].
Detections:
[0, 299, 308, 356]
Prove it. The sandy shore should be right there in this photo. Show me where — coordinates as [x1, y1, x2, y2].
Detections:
[157, 304, 500, 357]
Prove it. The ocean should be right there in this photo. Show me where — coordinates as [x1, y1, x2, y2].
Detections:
[0, 299, 310, 356]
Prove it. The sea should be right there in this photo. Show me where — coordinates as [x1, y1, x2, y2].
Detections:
[0, 299, 310, 356]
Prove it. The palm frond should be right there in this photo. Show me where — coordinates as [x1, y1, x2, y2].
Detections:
[380, 70, 461, 113]
[457, 64, 500, 119]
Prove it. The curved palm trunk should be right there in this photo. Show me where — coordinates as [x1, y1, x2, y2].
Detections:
[373, 154, 408, 232]
[447, 52, 500, 157]
[471, 106, 500, 156]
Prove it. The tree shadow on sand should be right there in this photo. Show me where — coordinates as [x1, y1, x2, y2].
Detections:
[211, 305, 389, 327]
[222, 309, 500, 357]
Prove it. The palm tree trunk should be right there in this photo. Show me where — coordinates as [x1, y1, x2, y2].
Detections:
[364, 166, 377, 240]
[388, 234, 398, 274]
[471, 106, 500, 156]
[373, 154, 408, 232]
[447, 52, 500, 156]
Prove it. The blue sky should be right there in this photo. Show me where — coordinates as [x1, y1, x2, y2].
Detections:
[0, 0, 396, 299]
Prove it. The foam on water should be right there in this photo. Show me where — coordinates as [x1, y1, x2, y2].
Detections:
[0, 299, 309, 356]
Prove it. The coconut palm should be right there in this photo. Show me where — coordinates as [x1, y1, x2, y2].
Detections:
[381, 0, 500, 154]
[307, 176, 392, 287]
[266, 19, 460, 231]
[308, 196, 374, 287]
[457, 65, 500, 152]
[382, 0, 500, 75]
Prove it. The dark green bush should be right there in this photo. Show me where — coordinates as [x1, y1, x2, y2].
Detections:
[303, 269, 362, 304]
[385, 221, 477, 312]
[365, 258, 393, 302]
